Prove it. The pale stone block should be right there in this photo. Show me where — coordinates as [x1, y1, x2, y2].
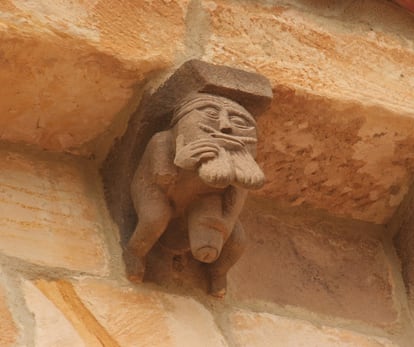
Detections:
[229, 198, 398, 326]
[0, 148, 109, 275]
[25, 278, 227, 347]
[0, 0, 187, 155]
[203, 0, 414, 115]
[23, 280, 89, 347]
[74, 278, 228, 347]
[0, 281, 18, 347]
[228, 310, 398, 347]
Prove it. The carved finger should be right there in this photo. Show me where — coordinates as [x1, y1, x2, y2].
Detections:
[214, 138, 244, 151]
[198, 151, 218, 161]
[188, 146, 220, 157]
[189, 140, 220, 151]
[192, 138, 219, 144]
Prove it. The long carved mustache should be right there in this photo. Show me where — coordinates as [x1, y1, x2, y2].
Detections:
[196, 125, 265, 190]
[199, 148, 265, 189]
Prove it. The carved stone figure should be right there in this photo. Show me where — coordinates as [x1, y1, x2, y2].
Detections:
[124, 92, 265, 297]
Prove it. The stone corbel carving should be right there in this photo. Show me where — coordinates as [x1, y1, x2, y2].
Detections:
[102, 60, 272, 297]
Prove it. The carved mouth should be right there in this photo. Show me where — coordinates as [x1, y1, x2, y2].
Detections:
[198, 123, 257, 148]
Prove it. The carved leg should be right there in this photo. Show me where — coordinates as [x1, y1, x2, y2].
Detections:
[207, 220, 247, 298]
[125, 187, 172, 283]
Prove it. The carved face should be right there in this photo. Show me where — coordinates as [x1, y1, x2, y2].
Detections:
[172, 93, 258, 153]
[172, 93, 265, 189]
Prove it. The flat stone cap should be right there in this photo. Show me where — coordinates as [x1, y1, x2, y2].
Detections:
[151, 59, 273, 119]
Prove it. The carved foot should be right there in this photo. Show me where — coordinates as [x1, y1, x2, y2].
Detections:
[209, 273, 227, 298]
[123, 249, 146, 283]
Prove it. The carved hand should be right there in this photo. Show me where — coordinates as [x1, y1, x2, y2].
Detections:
[174, 137, 220, 170]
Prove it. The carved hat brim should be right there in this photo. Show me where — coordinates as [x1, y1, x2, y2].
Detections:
[149, 60, 273, 122]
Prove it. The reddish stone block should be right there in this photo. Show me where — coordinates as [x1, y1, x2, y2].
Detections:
[228, 198, 398, 326]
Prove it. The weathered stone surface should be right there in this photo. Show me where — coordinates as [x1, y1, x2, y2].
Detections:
[23, 280, 89, 347]
[201, 0, 414, 223]
[73, 278, 228, 347]
[28, 278, 227, 347]
[255, 95, 414, 224]
[393, 189, 414, 314]
[0, 146, 110, 274]
[203, 0, 414, 113]
[0, 280, 18, 347]
[0, 0, 186, 156]
[227, 309, 398, 347]
[393, 0, 414, 12]
[228, 198, 398, 326]
[1, 0, 413, 224]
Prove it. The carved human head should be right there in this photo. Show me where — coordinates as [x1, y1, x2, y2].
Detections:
[171, 93, 258, 155]
[171, 93, 264, 189]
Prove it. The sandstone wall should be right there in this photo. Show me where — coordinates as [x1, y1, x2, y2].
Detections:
[0, 144, 411, 347]
[1, 0, 414, 346]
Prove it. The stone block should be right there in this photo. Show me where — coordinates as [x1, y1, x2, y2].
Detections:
[28, 278, 228, 347]
[201, 0, 414, 223]
[23, 280, 89, 347]
[0, 147, 110, 275]
[73, 278, 228, 347]
[254, 92, 414, 224]
[228, 198, 398, 326]
[0, 0, 187, 156]
[202, 0, 414, 113]
[227, 309, 398, 347]
[0, 281, 18, 347]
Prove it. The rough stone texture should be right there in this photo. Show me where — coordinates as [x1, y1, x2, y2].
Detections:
[201, 0, 414, 223]
[0, 0, 187, 156]
[23, 280, 88, 347]
[0, 0, 413, 345]
[254, 91, 414, 223]
[228, 198, 398, 326]
[227, 309, 398, 347]
[30, 278, 228, 347]
[0, 146, 109, 274]
[393, 0, 414, 12]
[393, 189, 414, 314]
[0, 1, 413, 224]
[0, 280, 18, 347]
[74, 278, 228, 347]
[255, 95, 414, 224]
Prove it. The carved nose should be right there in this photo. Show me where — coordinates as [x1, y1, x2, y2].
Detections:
[219, 111, 232, 134]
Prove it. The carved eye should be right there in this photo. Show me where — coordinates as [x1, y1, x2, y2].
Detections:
[197, 106, 219, 119]
[229, 114, 254, 129]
